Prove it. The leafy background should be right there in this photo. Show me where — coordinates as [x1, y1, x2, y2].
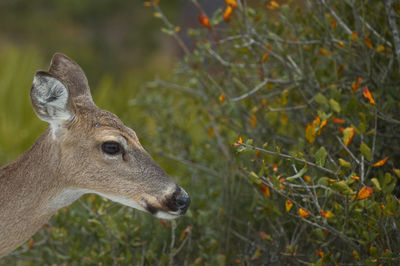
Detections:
[1, 0, 400, 265]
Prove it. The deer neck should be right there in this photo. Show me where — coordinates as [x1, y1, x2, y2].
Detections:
[0, 129, 77, 257]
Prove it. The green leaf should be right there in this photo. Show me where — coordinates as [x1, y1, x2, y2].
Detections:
[286, 166, 308, 181]
[358, 122, 367, 133]
[383, 179, 396, 193]
[318, 177, 330, 186]
[331, 180, 354, 195]
[384, 172, 392, 185]
[245, 139, 254, 145]
[210, 8, 223, 25]
[338, 158, 351, 168]
[329, 99, 341, 113]
[160, 27, 174, 35]
[393, 168, 400, 179]
[315, 146, 327, 167]
[248, 171, 261, 184]
[315, 93, 329, 110]
[370, 178, 381, 191]
[360, 142, 372, 161]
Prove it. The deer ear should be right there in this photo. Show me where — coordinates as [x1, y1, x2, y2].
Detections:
[31, 71, 74, 134]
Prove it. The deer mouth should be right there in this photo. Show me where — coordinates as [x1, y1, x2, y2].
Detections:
[141, 186, 190, 220]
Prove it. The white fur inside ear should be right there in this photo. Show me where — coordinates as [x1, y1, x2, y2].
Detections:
[31, 75, 73, 137]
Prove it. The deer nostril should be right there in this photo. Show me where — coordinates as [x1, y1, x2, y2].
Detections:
[174, 189, 190, 213]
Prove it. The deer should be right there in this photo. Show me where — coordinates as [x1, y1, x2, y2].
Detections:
[0, 53, 190, 258]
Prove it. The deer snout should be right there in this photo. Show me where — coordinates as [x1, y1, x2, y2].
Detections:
[172, 187, 190, 214]
[160, 186, 190, 217]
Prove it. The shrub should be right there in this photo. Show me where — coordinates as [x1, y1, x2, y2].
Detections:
[2, 0, 400, 265]
[145, 0, 400, 264]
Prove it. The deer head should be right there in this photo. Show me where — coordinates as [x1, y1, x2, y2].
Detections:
[30, 53, 190, 219]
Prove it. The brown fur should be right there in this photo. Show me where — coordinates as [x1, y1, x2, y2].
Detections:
[0, 53, 188, 258]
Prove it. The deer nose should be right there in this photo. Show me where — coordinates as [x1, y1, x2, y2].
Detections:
[173, 188, 190, 214]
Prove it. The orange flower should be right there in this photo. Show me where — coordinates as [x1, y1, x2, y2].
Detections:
[259, 184, 271, 198]
[332, 117, 345, 124]
[351, 31, 358, 42]
[225, 0, 238, 8]
[373, 156, 389, 167]
[357, 186, 373, 200]
[261, 52, 269, 62]
[316, 250, 324, 258]
[376, 45, 385, 53]
[351, 77, 363, 92]
[318, 119, 328, 133]
[336, 41, 345, 47]
[267, 0, 280, 10]
[219, 93, 226, 103]
[331, 19, 338, 30]
[365, 36, 373, 49]
[223, 5, 234, 22]
[362, 86, 375, 104]
[250, 114, 257, 127]
[208, 127, 214, 137]
[320, 210, 335, 218]
[234, 135, 243, 146]
[285, 199, 293, 212]
[198, 14, 211, 29]
[298, 208, 310, 218]
[28, 238, 34, 249]
[179, 225, 192, 240]
[319, 48, 330, 55]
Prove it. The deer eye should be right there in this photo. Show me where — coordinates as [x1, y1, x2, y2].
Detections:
[101, 141, 121, 155]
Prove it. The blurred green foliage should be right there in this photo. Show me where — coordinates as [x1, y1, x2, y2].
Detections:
[1, 0, 400, 265]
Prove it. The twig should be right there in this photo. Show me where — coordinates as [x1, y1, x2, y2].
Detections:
[378, 112, 400, 124]
[151, 78, 206, 98]
[172, 232, 191, 257]
[158, 152, 219, 177]
[319, 0, 352, 34]
[229, 229, 267, 252]
[365, 108, 378, 179]
[208, 111, 231, 158]
[267, 105, 307, 112]
[229, 78, 269, 102]
[335, 136, 360, 164]
[359, 17, 392, 47]
[206, 47, 245, 68]
[360, 134, 365, 185]
[151, 1, 190, 55]
[237, 142, 337, 176]
[385, 0, 400, 73]
[168, 221, 176, 266]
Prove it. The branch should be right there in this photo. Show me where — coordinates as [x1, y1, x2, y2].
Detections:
[229, 78, 298, 102]
[151, 1, 190, 55]
[385, 0, 400, 73]
[335, 136, 360, 164]
[319, 0, 352, 34]
[151, 78, 206, 98]
[237, 142, 337, 176]
[158, 152, 220, 177]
